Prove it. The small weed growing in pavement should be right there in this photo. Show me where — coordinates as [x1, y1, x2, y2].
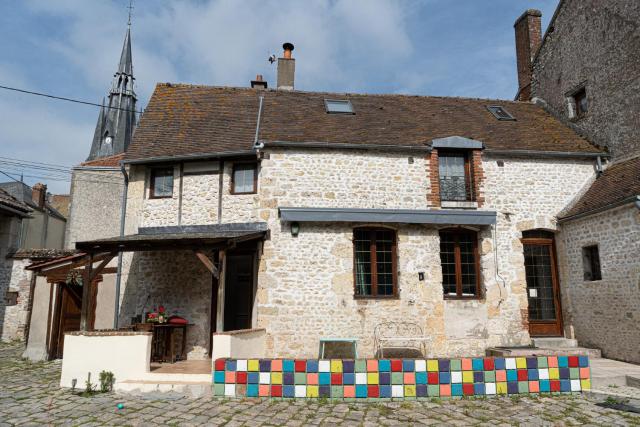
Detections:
[99, 370, 115, 393]
[604, 396, 625, 406]
[400, 401, 413, 409]
[373, 403, 392, 417]
[510, 395, 522, 403]
[318, 397, 329, 405]
[430, 397, 442, 405]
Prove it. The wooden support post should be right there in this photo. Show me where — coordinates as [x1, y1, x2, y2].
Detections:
[79, 254, 93, 331]
[194, 250, 219, 279]
[215, 249, 227, 333]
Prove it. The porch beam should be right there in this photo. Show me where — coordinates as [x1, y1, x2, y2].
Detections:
[88, 253, 117, 282]
[194, 250, 219, 279]
[80, 254, 94, 331]
[215, 249, 227, 333]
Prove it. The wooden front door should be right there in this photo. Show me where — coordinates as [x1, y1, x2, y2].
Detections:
[52, 283, 83, 358]
[223, 254, 254, 331]
[522, 231, 563, 337]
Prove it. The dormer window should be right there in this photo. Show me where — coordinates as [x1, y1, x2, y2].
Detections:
[150, 167, 174, 199]
[324, 99, 354, 114]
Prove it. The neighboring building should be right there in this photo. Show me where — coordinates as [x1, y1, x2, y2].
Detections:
[514, 1, 640, 364]
[514, 1, 640, 157]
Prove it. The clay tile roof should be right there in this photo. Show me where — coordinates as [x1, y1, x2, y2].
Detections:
[80, 153, 125, 167]
[561, 155, 640, 220]
[0, 188, 31, 217]
[125, 83, 604, 162]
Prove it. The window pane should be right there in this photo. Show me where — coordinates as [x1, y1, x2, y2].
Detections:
[152, 168, 173, 197]
[354, 230, 372, 296]
[375, 230, 394, 296]
[325, 99, 354, 114]
[439, 232, 457, 296]
[439, 154, 468, 201]
[354, 229, 396, 297]
[233, 164, 256, 193]
[440, 230, 479, 297]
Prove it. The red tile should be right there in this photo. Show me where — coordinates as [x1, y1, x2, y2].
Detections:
[368, 385, 380, 397]
[568, 356, 579, 368]
[463, 383, 474, 395]
[215, 359, 226, 371]
[295, 360, 306, 372]
[270, 385, 282, 397]
[331, 373, 343, 385]
[428, 372, 439, 384]
[236, 372, 247, 384]
[517, 370, 528, 381]
[550, 380, 561, 392]
[483, 358, 495, 371]
[391, 360, 403, 372]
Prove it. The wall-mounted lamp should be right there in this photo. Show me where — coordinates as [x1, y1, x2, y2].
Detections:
[418, 272, 425, 281]
[291, 221, 300, 237]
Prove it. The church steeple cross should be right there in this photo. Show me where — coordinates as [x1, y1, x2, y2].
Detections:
[127, 0, 134, 27]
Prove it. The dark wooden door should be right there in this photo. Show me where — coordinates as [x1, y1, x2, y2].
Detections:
[53, 283, 83, 358]
[523, 235, 563, 337]
[224, 254, 254, 331]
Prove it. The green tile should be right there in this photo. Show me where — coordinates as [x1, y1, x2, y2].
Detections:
[214, 384, 225, 396]
[295, 373, 306, 384]
[450, 359, 462, 371]
[484, 371, 495, 382]
[518, 381, 529, 393]
[570, 368, 579, 379]
[427, 385, 440, 397]
[331, 386, 343, 398]
[391, 372, 404, 384]
[355, 360, 367, 373]
[537, 357, 548, 368]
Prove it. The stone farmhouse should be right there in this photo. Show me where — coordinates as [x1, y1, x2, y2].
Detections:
[22, 1, 639, 385]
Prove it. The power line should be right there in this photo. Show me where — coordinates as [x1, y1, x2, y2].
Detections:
[0, 84, 144, 114]
[0, 155, 74, 169]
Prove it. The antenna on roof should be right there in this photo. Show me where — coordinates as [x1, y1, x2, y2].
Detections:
[127, 0, 134, 27]
[268, 54, 276, 64]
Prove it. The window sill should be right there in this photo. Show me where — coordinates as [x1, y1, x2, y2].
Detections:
[149, 195, 173, 200]
[354, 295, 400, 301]
[443, 295, 483, 301]
[440, 200, 478, 209]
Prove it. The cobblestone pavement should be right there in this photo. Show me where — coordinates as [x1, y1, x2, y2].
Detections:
[1, 343, 639, 426]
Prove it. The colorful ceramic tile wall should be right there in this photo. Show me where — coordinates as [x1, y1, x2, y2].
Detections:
[213, 356, 590, 399]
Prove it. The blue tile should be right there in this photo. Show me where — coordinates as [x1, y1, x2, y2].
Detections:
[438, 360, 450, 372]
[379, 372, 391, 385]
[403, 360, 415, 372]
[579, 356, 589, 368]
[283, 360, 295, 372]
[452, 384, 463, 396]
[558, 356, 569, 368]
[416, 372, 427, 384]
[560, 380, 571, 392]
[474, 383, 485, 395]
[416, 384, 428, 397]
[494, 358, 506, 370]
[507, 382, 519, 394]
[526, 358, 538, 369]
[559, 368, 570, 379]
[472, 358, 484, 371]
[214, 371, 225, 383]
[507, 370, 518, 382]
[319, 385, 330, 397]
[439, 372, 451, 384]
[307, 360, 319, 373]
[342, 360, 354, 373]
[356, 385, 368, 398]
[283, 372, 295, 385]
[319, 373, 331, 385]
[379, 385, 392, 398]
[247, 372, 259, 384]
[343, 373, 355, 385]
[226, 360, 237, 371]
[539, 380, 550, 392]
[378, 360, 391, 372]
[473, 371, 483, 383]
[259, 360, 270, 372]
[247, 384, 259, 397]
[283, 385, 295, 398]
[528, 370, 539, 381]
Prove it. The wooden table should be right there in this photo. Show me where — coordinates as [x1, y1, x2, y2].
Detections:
[139, 323, 192, 363]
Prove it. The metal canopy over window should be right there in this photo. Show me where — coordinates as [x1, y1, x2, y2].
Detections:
[324, 99, 355, 114]
[487, 105, 516, 121]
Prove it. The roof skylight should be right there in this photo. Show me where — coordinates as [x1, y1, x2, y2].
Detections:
[487, 105, 516, 121]
[325, 99, 355, 114]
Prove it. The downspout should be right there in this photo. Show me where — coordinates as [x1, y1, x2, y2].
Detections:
[113, 162, 129, 329]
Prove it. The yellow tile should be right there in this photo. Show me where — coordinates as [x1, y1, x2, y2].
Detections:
[580, 379, 591, 391]
[248, 360, 259, 372]
[271, 372, 282, 384]
[549, 368, 560, 380]
[427, 360, 439, 372]
[307, 385, 319, 398]
[331, 360, 343, 373]
[462, 371, 474, 383]
[367, 373, 379, 385]
[404, 385, 416, 397]
[496, 382, 508, 394]
[516, 357, 527, 369]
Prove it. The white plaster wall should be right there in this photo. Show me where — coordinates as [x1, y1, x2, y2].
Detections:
[23, 276, 53, 361]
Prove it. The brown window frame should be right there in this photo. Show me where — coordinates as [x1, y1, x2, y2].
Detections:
[149, 167, 174, 199]
[353, 227, 398, 299]
[439, 228, 481, 299]
[231, 162, 258, 195]
[438, 151, 474, 202]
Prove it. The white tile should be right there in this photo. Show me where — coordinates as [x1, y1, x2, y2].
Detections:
[571, 379, 581, 391]
[259, 373, 271, 384]
[485, 383, 496, 395]
[319, 360, 331, 372]
[224, 384, 236, 396]
[414, 360, 426, 372]
[295, 385, 307, 398]
[355, 373, 367, 385]
[236, 360, 247, 371]
[538, 369, 549, 380]
[451, 371, 462, 383]
[392, 385, 404, 398]
[505, 358, 517, 370]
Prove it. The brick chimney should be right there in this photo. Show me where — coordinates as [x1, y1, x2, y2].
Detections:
[31, 183, 46, 209]
[251, 74, 268, 89]
[514, 9, 542, 101]
[277, 42, 295, 91]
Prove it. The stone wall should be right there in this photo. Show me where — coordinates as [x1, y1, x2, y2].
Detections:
[532, 0, 640, 157]
[557, 205, 640, 363]
[0, 258, 32, 342]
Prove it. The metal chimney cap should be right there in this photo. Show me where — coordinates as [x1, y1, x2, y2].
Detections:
[283, 42, 294, 52]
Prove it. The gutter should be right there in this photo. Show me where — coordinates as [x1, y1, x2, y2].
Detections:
[262, 140, 432, 153]
[113, 162, 129, 329]
[123, 150, 258, 165]
[72, 166, 121, 172]
[0, 205, 32, 218]
[558, 195, 640, 223]
[483, 149, 609, 159]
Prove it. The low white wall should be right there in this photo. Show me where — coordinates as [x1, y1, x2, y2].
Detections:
[212, 328, 266, 361]
[60, 332, 151, 388]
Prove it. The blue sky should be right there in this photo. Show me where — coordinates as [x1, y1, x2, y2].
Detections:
[0, 0, 559, 193]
